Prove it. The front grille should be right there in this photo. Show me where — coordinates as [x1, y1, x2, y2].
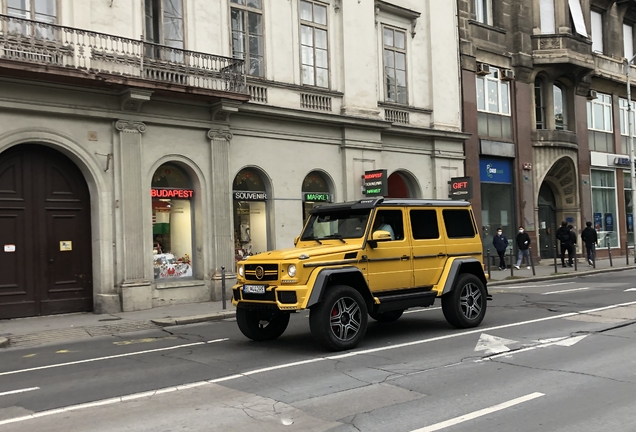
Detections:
[245, 263, 279, 281]
[277, 291, 297, 304]
[242, 290, 277, 301]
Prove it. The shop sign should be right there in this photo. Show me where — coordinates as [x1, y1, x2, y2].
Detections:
[234, 191, 267, 201]
[608, 155, 636, 167]
[363, 169, 388, 196]
[304, 193, 330, 202]
[480, 158, 512, 184]
[448, 177, 472, 200]
[151, 188, 194, 199]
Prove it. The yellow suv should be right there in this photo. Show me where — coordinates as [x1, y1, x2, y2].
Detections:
[232, 197, 489, 351]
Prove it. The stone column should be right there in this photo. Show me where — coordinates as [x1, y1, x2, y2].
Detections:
[207, 129, 236, 300]
[115, 120, 152, 311]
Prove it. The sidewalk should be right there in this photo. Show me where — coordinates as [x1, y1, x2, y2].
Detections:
[1, 258, 634, 349]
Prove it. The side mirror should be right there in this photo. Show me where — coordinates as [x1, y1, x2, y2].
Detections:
[372, 230, 392, 241]
[294, 236, 300, 246]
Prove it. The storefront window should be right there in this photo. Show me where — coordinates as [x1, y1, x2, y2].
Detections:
[151, 163, 194, 279]
[480, 158, 514, 253]
[302, 171, 331, 223]
[625, 172, 634, 247]
[592, 169, 619, 248]
[233, 168, 269, 261]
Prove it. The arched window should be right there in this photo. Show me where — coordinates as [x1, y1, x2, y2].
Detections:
[554, 84, 566, 130]
[302, 171, 332, 222]
[151, 163, 194, 279]
[535, 78, 545, 129]
[233, 168, 269, 259]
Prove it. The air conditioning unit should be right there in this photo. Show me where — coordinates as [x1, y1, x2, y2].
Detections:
[501, 69, 515, 81]
[587, 90, 598, 101]
[476, 63, 491, 76]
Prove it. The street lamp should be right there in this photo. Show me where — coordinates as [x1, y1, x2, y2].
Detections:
[626, 54, 636, 246]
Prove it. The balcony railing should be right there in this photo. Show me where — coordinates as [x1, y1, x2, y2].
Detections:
[0, 14, 247, 94]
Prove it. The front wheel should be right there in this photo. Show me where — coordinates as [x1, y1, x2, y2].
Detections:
[309, 285, 368, 351]
[236, 308, 290, 341]
[442, 273, 487, 328]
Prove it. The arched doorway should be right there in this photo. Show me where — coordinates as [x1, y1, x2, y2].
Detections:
[233, 168, 269, 259]
[302, 170, 332, 223]
[388, 171, 419, 198]
[538, 183, 557, 259]
[0, 144, 93, 318]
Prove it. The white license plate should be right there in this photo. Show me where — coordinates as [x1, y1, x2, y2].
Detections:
[243, 285, 266, 294]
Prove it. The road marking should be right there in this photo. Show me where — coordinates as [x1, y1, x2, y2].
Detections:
[542, 287, 590, 295]
[496, 282, 574, 290]
[410, 392, 545, 432]
[474, 334, 517, 355]
[404, 307, 441, 314]
[486, 335, 588, 360]
[0, 387, 40, 397]
[0, 338, 228, 377]
[625, 288, 636, 292]
[2, 301, 636, 426]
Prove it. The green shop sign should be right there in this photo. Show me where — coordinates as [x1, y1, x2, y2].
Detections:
[304, 193, 331, 202]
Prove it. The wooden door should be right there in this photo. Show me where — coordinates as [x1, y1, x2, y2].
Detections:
[0, 145, 93, 319]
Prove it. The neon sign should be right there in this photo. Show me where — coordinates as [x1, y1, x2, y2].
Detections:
[151, 188, 194, 199]
[363, 169, 387, 196]
[304, 193, 330, 202]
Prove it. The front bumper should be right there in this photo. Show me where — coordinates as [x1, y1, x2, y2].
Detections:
[231, 283, 310, 310]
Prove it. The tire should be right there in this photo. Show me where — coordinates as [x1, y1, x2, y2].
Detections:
[236, 308, 290, 341]
[309, 285, 368, 351]
[369, 309, 404, 322]
[442, 273, 487, 329]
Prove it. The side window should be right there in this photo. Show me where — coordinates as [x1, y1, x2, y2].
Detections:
[442, 209, 476, 238]
[410, 210, 439, 240]
[372, 209, 404, 241]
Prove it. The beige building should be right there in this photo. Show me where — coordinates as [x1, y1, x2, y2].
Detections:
[0, 0, 466, 318]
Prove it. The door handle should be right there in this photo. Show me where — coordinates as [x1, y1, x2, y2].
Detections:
[401, 255, 410, 261]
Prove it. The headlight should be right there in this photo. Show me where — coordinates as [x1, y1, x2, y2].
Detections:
[238, 265, 244, 277]
[287, 264, 297, 277]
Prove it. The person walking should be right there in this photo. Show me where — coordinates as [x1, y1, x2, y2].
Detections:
[563, 224, 576, 267]
[492, 228, 508, 270]
[514, 226, 531, 270]
[581, 221, 598, 266]
[556, 221, 569, 268]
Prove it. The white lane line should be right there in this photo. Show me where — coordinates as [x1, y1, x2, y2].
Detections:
[404, 307, 441, 314]
[0, 339, 228, 377]
[411, 392, 545, 432]
[0, 387, 40, 397]
[497, 282, 574, 290]
[2, 301, 636, 427]
[542, 287, 590, 295]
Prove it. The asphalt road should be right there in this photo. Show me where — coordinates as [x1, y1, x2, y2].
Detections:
[1, 271, 636, 431]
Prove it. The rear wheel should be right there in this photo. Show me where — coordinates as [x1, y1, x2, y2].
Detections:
[442, 273, 486, 328]
[369, 310, 404, 322]
[236, 308, 290, 341]
[309, 285, 368, 351]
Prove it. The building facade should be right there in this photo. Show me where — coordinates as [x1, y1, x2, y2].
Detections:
[459, 0, 636, 261]
[0, 0, 466, 318]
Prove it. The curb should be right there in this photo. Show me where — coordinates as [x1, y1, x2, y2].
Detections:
[151, 310, 236, 327]
[0, 337, 8, 348]
[489, 265, 635, 286]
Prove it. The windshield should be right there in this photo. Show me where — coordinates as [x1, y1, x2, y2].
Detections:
[301, 209, 371, 240]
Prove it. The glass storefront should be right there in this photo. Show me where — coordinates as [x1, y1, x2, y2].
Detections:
[591, 169, 619, 248]
[624, 172, 634, 247]
[233, 168, 268, 261]
[302, 171, 331, 223]
[480, 158, 514, 253]
[151, 164, 194, 280]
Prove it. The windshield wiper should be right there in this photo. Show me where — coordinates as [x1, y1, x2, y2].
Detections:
[302, 236, 322, 245]
[324, 234, 346, 243]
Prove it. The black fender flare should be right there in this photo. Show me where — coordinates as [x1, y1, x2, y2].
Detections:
[305, 267, 372, 308]
[441, 258, 488, 296]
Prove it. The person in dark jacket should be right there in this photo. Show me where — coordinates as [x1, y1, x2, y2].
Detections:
[556, 221, 569, 267]
[563, 224, 576, 267]
[515, 226, 531, 270]
[492, 227, 508, 270]
[581, 221, 598, 266]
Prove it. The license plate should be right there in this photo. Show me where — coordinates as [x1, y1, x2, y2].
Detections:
[243, 284, 266, 294]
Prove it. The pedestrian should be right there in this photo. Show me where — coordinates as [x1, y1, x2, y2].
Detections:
[581, 221, 598, 266]
[564, 224, 576, 267]
[514, 226, 531, 270]
[492, 227, 508, 270]
[556, 221, 569, 268]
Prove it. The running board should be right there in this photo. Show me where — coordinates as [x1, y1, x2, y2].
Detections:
[374, 291, 437, 313]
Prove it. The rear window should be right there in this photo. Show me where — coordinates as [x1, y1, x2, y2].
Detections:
[442, 209, 476, 238]
[410, 210, 439, 240]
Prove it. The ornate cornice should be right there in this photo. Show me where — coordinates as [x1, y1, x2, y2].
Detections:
[115, 120, 147, 133]
[207, 129, 233, 141]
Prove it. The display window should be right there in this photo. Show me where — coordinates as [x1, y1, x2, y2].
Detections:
[302, 171, 331, 223]
[151, 163, 194, 279]
[233, 168, 269, 261]
[592, 169, 619, 248]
